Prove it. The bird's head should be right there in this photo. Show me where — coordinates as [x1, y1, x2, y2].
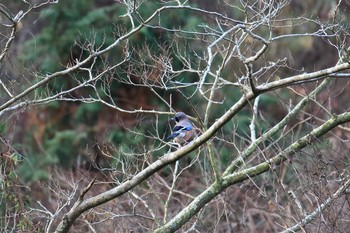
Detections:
[171, 112, 187, 122]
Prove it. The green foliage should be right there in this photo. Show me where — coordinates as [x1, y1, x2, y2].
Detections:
[0, 152, 37, 232]
[73, 102, 101, 126]
[0, 122, 7, 135]
[18, 130, 87, 182]
[219, 147, 233, 167]
[107, 128, 144, 147]
[18, 152, 57, 182]
[45, 130, 87, 167]
[21, 0, 122, 73]
[22, 0, 205, 73]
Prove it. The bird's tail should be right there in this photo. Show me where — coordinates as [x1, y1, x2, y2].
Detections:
[166, 132, 179, 141]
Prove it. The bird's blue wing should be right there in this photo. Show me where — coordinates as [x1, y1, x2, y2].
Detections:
[167, 125, 193, 141]
[172, 125, 192, 132]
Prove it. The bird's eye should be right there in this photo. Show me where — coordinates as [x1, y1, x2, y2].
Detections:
[175, 117, 180, 121]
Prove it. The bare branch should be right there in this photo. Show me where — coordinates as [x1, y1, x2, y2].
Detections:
[282, 177, 350, 233]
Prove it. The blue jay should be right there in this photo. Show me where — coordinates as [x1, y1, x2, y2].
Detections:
[166, 112, 196, 145]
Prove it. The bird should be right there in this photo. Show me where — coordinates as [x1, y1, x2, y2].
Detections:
[166, 112, 196, 145]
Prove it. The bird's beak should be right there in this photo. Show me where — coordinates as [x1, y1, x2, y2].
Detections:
[170, 117, 175, 121]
